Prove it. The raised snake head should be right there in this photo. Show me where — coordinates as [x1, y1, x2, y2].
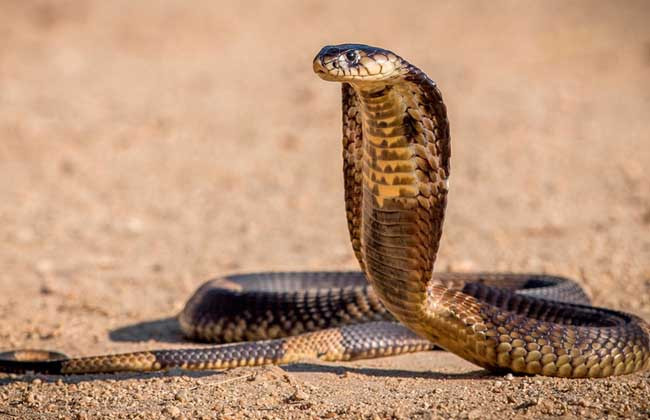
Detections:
[313, 44, 409, 83]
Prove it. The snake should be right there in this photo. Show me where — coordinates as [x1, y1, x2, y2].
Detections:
[0, 44, 648, 378]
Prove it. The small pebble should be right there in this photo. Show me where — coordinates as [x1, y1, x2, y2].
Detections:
[24, 391, 37, 404]
[40, 284, 54, 295]
[174, 390, 188, 402]
[289, 389, 309, 402]
[163, 405, 181, 418]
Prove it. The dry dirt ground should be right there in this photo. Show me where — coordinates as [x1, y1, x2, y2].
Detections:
[1, 1, 650, 419]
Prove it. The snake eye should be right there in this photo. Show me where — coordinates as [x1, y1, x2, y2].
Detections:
[344, 50, 359, 64]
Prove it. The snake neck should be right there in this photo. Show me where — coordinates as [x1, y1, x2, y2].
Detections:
[352, 81, 449, 330]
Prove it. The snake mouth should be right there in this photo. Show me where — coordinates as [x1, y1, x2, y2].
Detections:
[0, 349, 68, 362]
[312, 59, 330, 79]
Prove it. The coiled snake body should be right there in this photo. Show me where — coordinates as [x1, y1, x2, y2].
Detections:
[1, 44, 648, 378]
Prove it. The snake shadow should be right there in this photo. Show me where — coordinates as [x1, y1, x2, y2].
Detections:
[0, 365, 494, 386]
[109, 316, 186, 343]
[0, 368, 222, 386]
[284, 363, 493, 380]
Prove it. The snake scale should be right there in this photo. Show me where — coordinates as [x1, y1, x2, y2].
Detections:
[1, 44, 648, 378]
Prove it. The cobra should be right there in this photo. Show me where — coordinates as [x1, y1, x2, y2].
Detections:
[0, 44, 648, 378]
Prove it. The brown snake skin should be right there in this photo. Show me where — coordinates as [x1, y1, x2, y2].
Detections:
[0, 44, 648, 377]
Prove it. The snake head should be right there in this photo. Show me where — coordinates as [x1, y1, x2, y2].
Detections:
[313, 44, 408, 83]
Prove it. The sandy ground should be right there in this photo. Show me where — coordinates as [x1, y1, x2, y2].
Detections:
[1, 1, 650, 418]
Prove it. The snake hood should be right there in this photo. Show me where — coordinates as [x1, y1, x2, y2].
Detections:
[313, 44, 411, 83]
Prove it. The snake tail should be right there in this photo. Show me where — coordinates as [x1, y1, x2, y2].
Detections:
[0, 322, 432, 374]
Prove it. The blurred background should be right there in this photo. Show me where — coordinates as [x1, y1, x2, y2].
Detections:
[1, 0, 649, 375]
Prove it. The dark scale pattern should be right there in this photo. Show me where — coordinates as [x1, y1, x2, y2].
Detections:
[403, 65, 450, 178]
[435, 272, 592, 305]
[152, 340, 286, 370]
[338, 322, 435, 360]
[460, 282, 625, 327]
[341, 83, 366, 270]
[180, 272, 392, 343]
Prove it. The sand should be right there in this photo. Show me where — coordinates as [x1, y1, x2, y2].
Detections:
[1, 1, 649, 418]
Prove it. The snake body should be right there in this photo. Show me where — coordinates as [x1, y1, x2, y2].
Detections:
[0, 44, 648, 377]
